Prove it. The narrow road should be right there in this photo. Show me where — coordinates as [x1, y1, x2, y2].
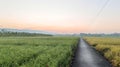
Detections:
[72, 38, 112, 67]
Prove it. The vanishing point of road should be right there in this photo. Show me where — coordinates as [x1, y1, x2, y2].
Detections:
[72, 38, 112, 67]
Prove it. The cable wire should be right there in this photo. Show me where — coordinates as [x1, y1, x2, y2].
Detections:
[91, 0, 111, 23]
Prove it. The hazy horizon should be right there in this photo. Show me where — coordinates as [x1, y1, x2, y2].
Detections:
[0, 0, 120, 33]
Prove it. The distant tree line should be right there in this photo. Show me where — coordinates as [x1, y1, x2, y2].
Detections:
[80, 33, 120, 37]
[0, 29, 52, 37]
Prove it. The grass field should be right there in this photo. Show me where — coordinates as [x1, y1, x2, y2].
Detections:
[0, 36, 79, 67]
[84, 37, 120, 67]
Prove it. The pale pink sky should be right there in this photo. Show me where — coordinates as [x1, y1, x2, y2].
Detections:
[0, 0, 120, 33]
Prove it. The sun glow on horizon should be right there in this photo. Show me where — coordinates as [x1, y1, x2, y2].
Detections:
[0, 0, 120, 33]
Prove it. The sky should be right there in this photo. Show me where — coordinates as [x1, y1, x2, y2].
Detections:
[0, 0, 120, 33]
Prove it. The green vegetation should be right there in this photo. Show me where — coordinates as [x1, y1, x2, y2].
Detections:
[0, 32, 51, 37]
[0, 29, 51, 37]
[0, 36, 79, 67]
[84, 37, 120, 67]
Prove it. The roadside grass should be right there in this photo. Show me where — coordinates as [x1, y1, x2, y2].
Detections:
[84, 37, 120, 67]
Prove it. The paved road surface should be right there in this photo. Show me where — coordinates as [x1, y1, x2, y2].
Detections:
[72, 38, 112, 67]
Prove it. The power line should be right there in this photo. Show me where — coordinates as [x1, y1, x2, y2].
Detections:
[91, 0, 111, 23]
[96, 0, 110, 17]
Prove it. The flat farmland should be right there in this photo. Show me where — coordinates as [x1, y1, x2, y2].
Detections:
[84, 37, 120, 67]
[0, 36, 79, 67]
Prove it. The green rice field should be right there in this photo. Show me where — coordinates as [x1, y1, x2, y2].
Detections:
[0, 36, 79, 67]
